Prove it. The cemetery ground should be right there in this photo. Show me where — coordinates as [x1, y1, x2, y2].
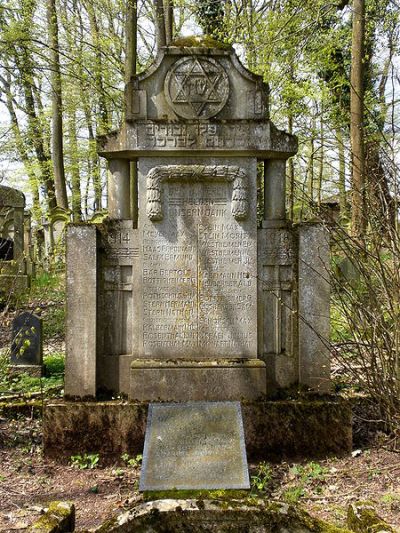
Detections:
[0, 273, 399, 531]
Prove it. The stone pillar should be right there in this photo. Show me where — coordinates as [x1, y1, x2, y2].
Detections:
[65, 225, 98, 397]
[263, 159, 286, 225]
[108, 159, 131, 219]
[298, 223, 331, 392]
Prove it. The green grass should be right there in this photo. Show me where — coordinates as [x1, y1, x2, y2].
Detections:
[0, 352, 64, 396]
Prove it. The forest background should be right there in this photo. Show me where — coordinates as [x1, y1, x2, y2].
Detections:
[0, 0, 399, 437]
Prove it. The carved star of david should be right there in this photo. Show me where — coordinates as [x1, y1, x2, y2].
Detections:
[165, 57, 230, 119]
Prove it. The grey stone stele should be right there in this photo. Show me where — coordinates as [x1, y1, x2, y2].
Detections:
[64, 38, 331, 402]
[10, 312, 43, 369]
[0, 184, 30, 292]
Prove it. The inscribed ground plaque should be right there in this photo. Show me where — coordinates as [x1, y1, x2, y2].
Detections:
[139, 402, 250, 491]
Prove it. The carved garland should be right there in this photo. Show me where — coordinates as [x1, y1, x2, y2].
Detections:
[146, 165, 248, 221]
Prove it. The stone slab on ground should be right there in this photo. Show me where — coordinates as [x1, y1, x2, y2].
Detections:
[94, 499, 352, 533]
[43, 400, 352, 462]
[140, 402, 249, 491]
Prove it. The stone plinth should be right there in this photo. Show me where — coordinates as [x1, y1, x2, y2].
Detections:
[43, 400, 352, 462]
[130, 359, 266, 402]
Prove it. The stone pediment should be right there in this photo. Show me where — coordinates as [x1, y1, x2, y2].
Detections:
[126, 38, 268, 122]
[98, 38, 297, 158]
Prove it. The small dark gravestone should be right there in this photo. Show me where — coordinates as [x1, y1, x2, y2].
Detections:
[140, 401, 250, 492]
[11, 312, 43, 376]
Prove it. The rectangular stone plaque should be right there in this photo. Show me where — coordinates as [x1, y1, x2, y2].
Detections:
[137, 158, 257, 359]
[139, 402, 250, 491]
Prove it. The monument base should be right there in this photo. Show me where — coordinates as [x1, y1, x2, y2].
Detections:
[43, 399, 352, 462]
[10, 364, 43, 377]
[130, 359, 266, 401]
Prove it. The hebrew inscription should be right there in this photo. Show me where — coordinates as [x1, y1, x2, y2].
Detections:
[140, 163, 257, 359]
[165, 57, 229, 119]
[137, 122, 271, 150]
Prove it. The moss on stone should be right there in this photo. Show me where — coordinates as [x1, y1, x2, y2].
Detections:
[29, 501, 75, 532]
[0, 400, 43, 419]
[142, 489, 249, 501]
[347, 501, 395, 532]
[100, 499, 352, 532]
[170, 35, 231, 50]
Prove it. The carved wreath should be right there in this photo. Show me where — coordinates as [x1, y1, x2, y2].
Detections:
[146, 165, 248, 221]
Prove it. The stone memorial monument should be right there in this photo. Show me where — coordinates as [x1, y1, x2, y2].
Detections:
[11, 312, 43, 376]
[65, 38, 330, 401]
[0, 185, 31, 293]
[45, 38, 350, 464]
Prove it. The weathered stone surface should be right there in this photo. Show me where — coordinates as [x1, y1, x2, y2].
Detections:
[99, 121, 297, 157]
[11, 312, 43, 372]
[130, 359, 266, 401]
[164, 56, 230, 120]
[43, 402, 148, 461]
[0, 184, 29, 294]
[140, 402, 249, 491]
[257, 227, 297, 391]
[347, 502, 395, 533]
[65, 225, 98, 398]
[28, 501, 75, 533]
[95, 499, 351, 533]
[64, 38, 332, 406]
[43, 400, 352, 462]
[298, 223, 331, 392]
[242, 400, 352, 460]
[135, 158, 258, 361]
[0, 185, 25, 208]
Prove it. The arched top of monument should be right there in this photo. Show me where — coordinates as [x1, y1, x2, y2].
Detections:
[98, 35, 298, 158]
[130, 35, 269, 122]
[0, 185, 25, 208]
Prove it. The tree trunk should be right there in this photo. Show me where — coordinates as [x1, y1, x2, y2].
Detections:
[19, 63, 56, 210]
[47, 0, 68, 210]
[85, 1, 109, 134]
[125, 0, 137, 83]
[1, 73, 42, 223]
[336, 127, 348, 221]
[154, 0, 167, 50]
[68, 109, 82, 221]
[350, 0, 366, 239]
[164, 0, 173, 44]
[307, 134, 315, 205]
[317, 112, 324, 206]
[288, 114, 295, 221]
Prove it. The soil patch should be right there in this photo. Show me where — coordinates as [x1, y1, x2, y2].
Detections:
[0, 416, 399, 531]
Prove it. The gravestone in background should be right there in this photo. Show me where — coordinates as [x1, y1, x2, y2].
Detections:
[11, 312, 43, 376]
[140, 402, 249, 491]
[0, 185, 30, 293]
